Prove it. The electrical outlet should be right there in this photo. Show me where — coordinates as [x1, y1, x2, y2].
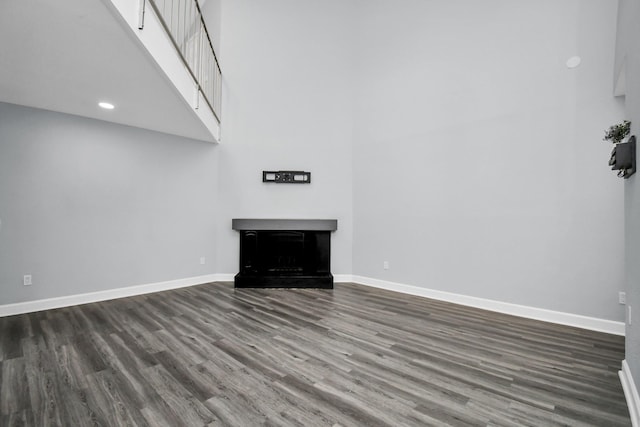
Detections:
[200, 257, 206, 265]
[619, 291, 626, 305]
[23, 274, 32, 286]
[383, 261, 389, 270]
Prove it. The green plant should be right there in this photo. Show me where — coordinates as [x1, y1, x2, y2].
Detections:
[603, 120, 631, 144]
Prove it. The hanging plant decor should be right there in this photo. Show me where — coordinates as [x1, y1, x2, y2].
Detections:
[603, 120, 631, 144]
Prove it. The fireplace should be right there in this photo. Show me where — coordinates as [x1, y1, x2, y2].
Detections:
[232, 219, 337, 288]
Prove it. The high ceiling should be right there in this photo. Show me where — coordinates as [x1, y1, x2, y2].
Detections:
[0, 0, 214, 142]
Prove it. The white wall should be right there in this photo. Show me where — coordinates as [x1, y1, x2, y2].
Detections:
[0, 103, 219, 305]
[617, 0, 640, 400]
[200, 0, 221, 55]
[352, 0, 626, 321]
[215, 0, 355, 275]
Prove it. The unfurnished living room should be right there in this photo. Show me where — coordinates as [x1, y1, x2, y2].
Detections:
[1, 0, 640, 425]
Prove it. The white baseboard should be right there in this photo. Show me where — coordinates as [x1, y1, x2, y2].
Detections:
[215, 273, 236, 282]
[345, 275, 625, 336]
[620, 360, 640, 427]
[0, 274, 220, 317]
[333, 274, 353, 283]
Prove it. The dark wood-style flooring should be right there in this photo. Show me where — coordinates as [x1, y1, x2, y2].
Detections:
[0, 282, 631, 426]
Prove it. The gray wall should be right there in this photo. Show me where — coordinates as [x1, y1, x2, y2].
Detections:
[0, 102, 218, 305]
[352, 0, 626, 321]
[616, 0, 640, 396]
[215, 0, 355, 275]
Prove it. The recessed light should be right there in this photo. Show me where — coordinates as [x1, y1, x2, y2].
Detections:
[98, 102, 115, 110]
[566, 56, 581, 69]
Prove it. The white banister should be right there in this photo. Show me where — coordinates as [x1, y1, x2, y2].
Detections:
[141, 0, 221, 124]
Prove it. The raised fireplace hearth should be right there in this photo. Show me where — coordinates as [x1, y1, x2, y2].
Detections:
[232, 219, 337, 288]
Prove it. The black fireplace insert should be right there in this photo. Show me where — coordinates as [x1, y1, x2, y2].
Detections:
[232, 219, 337, 288]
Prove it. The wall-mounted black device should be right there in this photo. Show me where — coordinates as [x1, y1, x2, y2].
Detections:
[263, 171, 311, 184]
[609, 135, 636, 179]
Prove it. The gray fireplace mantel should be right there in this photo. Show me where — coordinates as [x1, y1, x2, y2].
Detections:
[232, 218, 338, 231]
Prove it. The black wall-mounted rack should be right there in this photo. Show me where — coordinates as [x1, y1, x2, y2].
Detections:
[263, 171, 311, 184]
[610, 135, 636, 179]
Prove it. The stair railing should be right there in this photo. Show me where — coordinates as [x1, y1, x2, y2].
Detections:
[141, 0, 222, 124]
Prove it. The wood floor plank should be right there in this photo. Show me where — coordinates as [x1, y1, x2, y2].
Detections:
[143, 364, 217, 425]
[1, 409, 35, 427]
[0, 281, 631, 426]
[84, 369, 151, 427]
[1, 358, 29, 416]
[26, 370, 67, 426]
[0, 317, 25, 361]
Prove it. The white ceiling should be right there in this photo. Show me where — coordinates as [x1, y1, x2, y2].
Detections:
[0, 0, 214, 142]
